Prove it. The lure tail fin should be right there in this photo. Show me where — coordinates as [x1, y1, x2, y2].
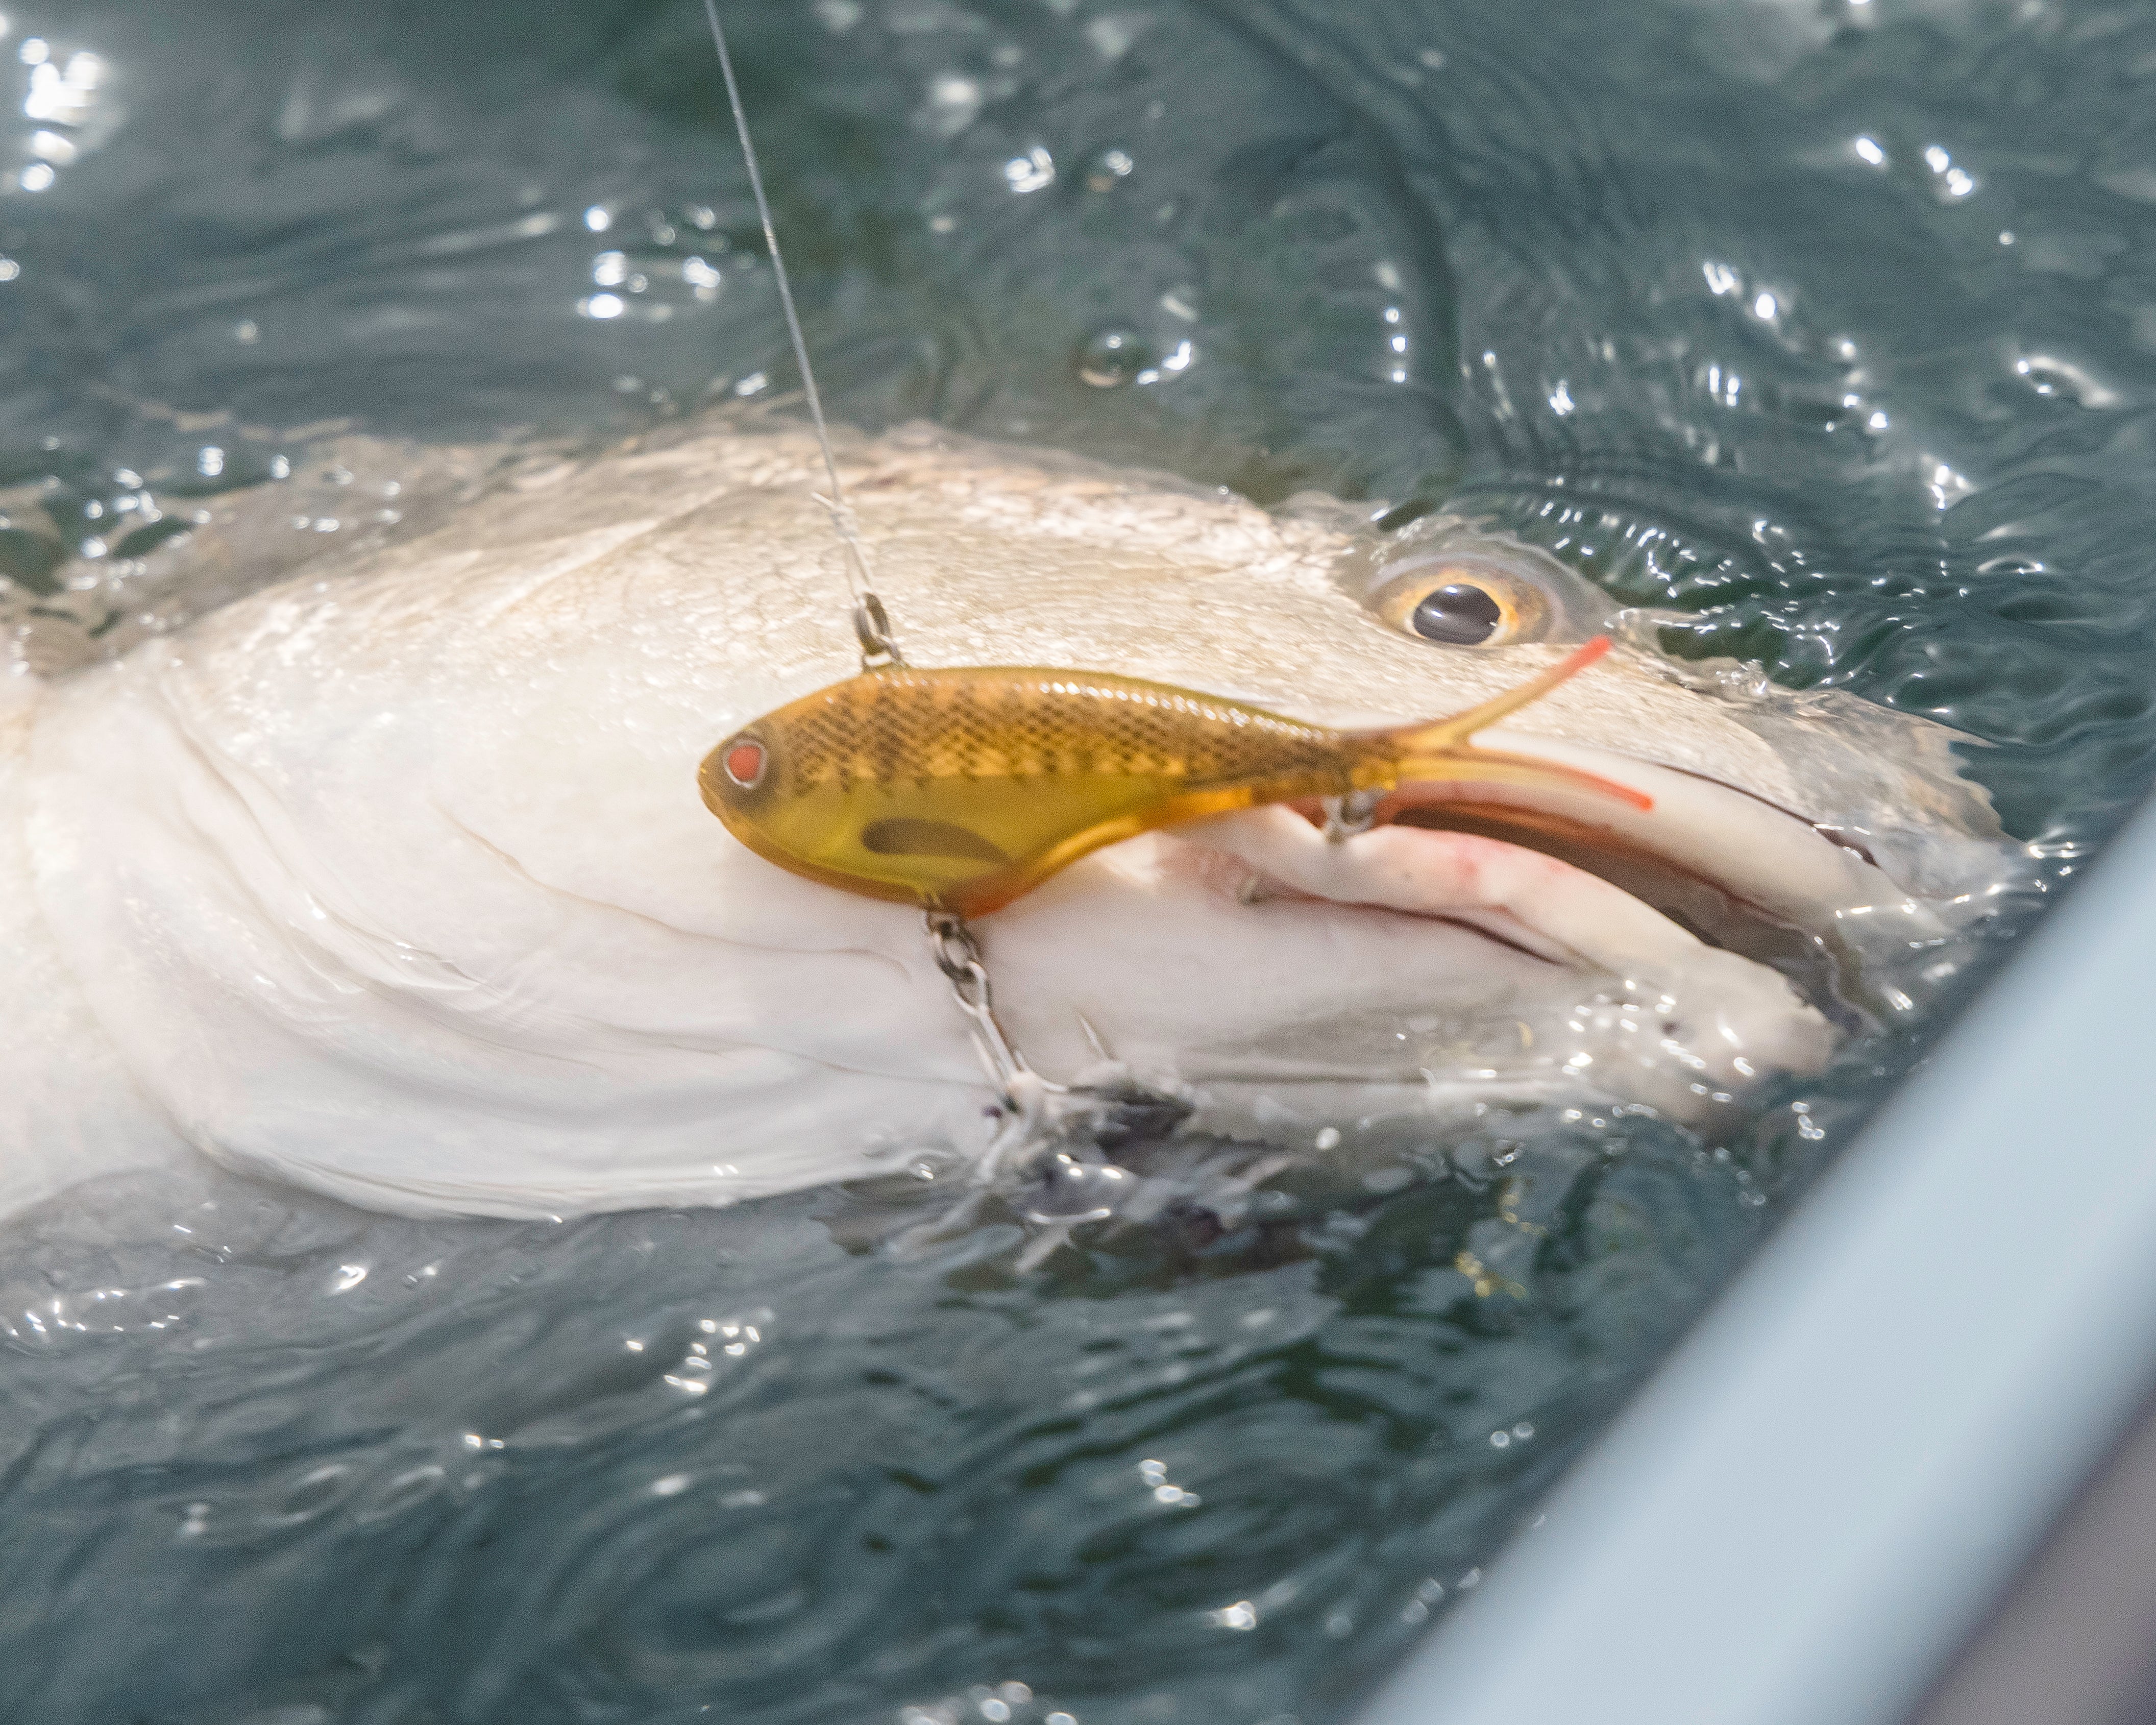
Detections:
[1412, 636, 1613, 748]
[1389, 637, 1654, 811]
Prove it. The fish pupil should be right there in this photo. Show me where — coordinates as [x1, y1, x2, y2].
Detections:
[1410, 582, 1503, 645]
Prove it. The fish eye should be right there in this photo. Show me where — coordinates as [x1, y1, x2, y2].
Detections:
[1350, 522, 1614, 651]
[1408, 579, 1508, 644]
[1370, 564, 1551, 649]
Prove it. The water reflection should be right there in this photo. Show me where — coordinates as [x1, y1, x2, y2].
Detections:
[7, 27, 108, 197]
[3, 0, 2156, 1719]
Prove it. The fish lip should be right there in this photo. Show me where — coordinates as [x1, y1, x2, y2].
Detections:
[1380, 724, 1927, 939]
[1130, 785, 1844, 1116]
[1264, 744, 1885, 1020]
[1377, 797, 1825, 992]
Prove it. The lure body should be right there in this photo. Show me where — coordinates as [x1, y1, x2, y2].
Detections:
[700, 640, 1643, 917]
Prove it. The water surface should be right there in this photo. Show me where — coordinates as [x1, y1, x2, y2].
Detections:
[5, 1, 2155, 1720]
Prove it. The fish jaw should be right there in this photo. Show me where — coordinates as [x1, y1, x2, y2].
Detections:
[978, 807, 1834, 1130]
[1392, 726, 2001, 974]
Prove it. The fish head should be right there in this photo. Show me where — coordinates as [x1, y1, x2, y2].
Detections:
[20, 422, 2025, 1217]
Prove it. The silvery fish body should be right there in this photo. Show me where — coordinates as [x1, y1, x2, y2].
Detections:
[0, 423, 2021, 1219]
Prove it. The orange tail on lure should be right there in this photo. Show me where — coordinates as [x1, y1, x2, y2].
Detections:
[699, 637, 1650, 918]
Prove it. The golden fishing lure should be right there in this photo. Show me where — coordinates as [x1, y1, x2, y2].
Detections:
[701, 637, 1649, 917]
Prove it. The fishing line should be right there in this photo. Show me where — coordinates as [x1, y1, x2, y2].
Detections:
[696, 0, 1104, 1130]
[698, 0, 901, 669]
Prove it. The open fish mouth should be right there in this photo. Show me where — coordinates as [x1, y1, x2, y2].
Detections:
[1395, 726, 1953, 972]
[1340, 727, 1931, 992]
[1053, 724, 1963, 1123]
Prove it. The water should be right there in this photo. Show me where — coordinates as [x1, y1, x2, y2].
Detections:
[4, 0, 2155, 1720]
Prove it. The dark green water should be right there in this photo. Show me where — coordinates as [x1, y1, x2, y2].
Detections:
[3, 1, 2153, 1721]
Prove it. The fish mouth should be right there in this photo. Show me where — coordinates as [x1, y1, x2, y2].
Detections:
[1125, 731, 1939, 1109]
[1350, 724, 1939, 1006]
[1340, 785, 1847, 1014]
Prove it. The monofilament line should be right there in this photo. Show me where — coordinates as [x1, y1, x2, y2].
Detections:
[699, 0, 901, 667]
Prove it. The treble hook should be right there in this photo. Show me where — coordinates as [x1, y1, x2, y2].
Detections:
[921, 910, 1193, 1183]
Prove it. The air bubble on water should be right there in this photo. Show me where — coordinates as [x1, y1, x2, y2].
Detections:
[1075, 328, 1149, 387]
[925, 75, 983, 138]
[1084, 148, 1134, 193]
[1003, 147, 1055, 194]
[1020, 1155, 1133, 1224]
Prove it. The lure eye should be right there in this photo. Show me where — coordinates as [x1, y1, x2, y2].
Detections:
[1371, 564, 1549, 649]
[721, 737, 767, 789]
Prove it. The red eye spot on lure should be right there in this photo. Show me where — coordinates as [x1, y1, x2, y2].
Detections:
[722, 738, 767, 789]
